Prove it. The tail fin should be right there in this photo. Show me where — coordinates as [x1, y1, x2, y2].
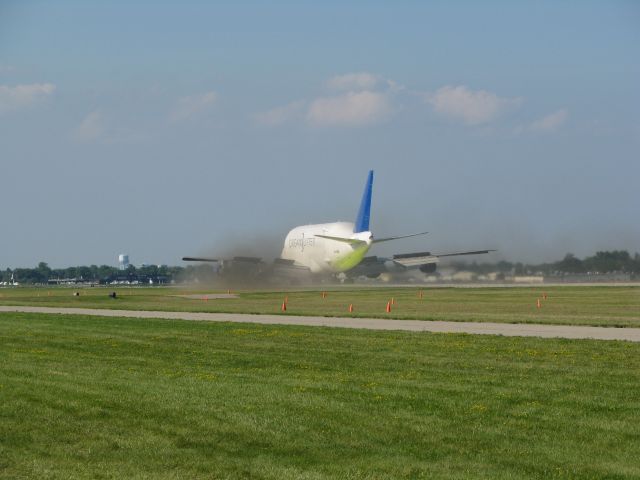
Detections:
[354, 170, 374, 233]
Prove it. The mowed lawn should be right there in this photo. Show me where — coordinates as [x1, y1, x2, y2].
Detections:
[1, 285, 639, 327]
[1, 313, 639, 479]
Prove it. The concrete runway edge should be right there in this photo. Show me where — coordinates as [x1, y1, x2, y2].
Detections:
[1, 305, 639, 342]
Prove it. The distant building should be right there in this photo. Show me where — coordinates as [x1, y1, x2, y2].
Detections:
[513, 275, 544, 284]
[118, 254, 130, 270]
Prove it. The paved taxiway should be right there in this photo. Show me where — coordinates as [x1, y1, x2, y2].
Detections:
[2, 305, 639, 342]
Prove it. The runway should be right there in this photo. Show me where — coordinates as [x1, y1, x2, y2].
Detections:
[2, 305, 640, 342]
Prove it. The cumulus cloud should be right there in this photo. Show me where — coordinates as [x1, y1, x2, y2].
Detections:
[425, 85, 521, 125]
[0, 83, 55, 113]
[169, 91, 217, 123]
[73, 110, 107, 142]
[254, 72, 395, 128]
[528, 108, 569, 132]
[72, 110, 145, 144]
[306, 90, 392, 127]
[327, 72, 379, 91]
[253, 100, 305, 126]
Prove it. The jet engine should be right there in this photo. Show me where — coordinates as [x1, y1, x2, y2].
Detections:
[419, 263, 437, 274]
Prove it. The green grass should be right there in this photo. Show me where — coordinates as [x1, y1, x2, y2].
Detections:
[1, 312, 640, 479]
[1, 285, 639, 327]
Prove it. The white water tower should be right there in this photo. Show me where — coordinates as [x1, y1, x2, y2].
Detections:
[118, 254, 130, 270]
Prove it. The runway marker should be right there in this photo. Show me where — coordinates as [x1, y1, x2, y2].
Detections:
[386, 301, 392, 313]
[349, 304, 354, 313]
[281, 301, 287, 312]
[322, 291, 327, 299]
[543, 292, 548, 300]
[536, 298, 541, 309]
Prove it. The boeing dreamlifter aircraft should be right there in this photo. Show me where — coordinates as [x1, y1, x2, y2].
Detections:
[183, 171, 494, 279]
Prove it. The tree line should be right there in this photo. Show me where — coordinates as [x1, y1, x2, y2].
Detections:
[0, 263, 214, 285]
[2, 250, 639, 284]
[450, 250, 640, 276]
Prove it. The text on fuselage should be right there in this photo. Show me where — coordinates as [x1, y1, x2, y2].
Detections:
[289, 237, 315, 251]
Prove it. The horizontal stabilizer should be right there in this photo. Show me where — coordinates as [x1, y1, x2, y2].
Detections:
[182, 256, 219, 262]
[373, 231, 429, 244]
[315, 234, 367, 246]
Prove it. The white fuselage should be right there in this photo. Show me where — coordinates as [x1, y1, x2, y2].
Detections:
[281, 221, 372, 273]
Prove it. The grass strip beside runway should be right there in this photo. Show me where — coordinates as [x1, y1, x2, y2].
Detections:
[1, 285, 639, 327]
[1, 312, 639, 479]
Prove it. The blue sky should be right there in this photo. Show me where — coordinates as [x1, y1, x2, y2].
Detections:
[1, 1, 639, 268]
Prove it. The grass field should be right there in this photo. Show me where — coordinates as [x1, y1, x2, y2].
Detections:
[1, 285, 639, 327]
[1, 311, 639, 479]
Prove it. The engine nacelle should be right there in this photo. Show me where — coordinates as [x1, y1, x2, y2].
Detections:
[419, 263, 437, 274]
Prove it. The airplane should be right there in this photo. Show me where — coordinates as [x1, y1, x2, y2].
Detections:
[183, 170, 494, 281]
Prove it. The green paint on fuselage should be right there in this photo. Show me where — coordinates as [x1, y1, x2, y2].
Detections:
[332, 244, 371, 272]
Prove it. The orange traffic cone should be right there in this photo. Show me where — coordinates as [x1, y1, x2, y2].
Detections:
[391, 297, 396, 305]
[349, 304, 354, 313]
[543, 292, 548, 300]
[281, 301, 287, 312]
[386, 301, 392, 313]
[284, 296, 288, 304]
[536, 298, 541, 309]
[322, 291, 327, 299]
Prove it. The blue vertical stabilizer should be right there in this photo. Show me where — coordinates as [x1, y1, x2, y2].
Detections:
[354, 170, 374, 233]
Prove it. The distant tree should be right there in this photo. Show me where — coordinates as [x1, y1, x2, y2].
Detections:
[1, 268, 11, 282]
[556, 253, 584, 274]
[583, 250, 631, 273]
[77, 266, 93, 280]
[97, 265, 117, 280]
[37, 262, 51, 280]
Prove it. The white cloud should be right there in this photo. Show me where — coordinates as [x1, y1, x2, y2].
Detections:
[73, 110, 106, 142]
[253, 100, 305, 126]
[306, 91, 392, 127]
[254, 72, 399, 128]
[169, 91, 217, 123]
[425, 85, 521, 125]
[0, 83, 55, 113]
[528, 108, 569, 132]
[327, 72, 379, 91]
[72, 110, 145, 144]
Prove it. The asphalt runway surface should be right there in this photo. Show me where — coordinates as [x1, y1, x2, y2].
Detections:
[2, 306, 640, 342]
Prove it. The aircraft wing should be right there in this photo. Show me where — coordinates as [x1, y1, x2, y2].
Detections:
[392, 249, 496, 267]
[347, 249, 495, 278]
[315, 234, 367, 246]
[182, 255, 312, 283]
[182, 256, 262, 264]
[182, 256, 220, 262]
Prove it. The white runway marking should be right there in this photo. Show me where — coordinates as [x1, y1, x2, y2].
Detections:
[1, 306, 639, 342]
